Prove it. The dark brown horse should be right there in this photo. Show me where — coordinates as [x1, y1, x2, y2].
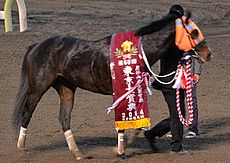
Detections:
[12, 5, 212, 160]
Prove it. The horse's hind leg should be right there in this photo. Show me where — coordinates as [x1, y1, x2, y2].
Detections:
[126, 128, 143, 146]
[17, 84, 51, 148]
[53, 78, 82, 160]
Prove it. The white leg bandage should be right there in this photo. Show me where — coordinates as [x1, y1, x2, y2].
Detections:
[64, 130, 79, 152]
[117, 132, 125, 155]
[17, 126, 27, 148]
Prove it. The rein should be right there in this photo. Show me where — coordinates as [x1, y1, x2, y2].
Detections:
[143, 48, 194, 127]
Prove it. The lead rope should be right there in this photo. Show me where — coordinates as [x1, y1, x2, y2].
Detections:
[175, 58, 193, 126]
[141, 45, 176, 85]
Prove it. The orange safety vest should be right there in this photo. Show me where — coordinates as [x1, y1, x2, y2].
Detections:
[175, 16, 204, 51]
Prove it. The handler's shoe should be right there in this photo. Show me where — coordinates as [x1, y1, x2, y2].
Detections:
[185, 131, 197, 138]
[170, 143, 191, 155]
[170, 149, 191, 155]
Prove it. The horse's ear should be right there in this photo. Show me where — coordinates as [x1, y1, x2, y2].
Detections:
[191, 29, 199, 39]
[185, 12, 191, 24]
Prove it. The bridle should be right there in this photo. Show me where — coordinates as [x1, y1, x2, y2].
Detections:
[183, 48, 206, 63]
[179, 16, 209, 63]
[189, 41, 212, 63]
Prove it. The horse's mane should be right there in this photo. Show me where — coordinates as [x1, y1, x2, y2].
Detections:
[103, 5, 189, 45]
[135, 5, 186, 36]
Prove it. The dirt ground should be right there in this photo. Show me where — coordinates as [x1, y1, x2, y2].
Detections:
[0, 0, 229, 162]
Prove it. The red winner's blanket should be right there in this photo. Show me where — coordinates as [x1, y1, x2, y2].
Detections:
[108, 31, 151, 130]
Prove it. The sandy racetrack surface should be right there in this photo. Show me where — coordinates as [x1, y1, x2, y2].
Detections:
[0, 0, 230, 162]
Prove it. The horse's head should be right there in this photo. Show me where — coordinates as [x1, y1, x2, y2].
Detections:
[171, 4, 213, 63]
[190, 39, 213, 63]
[134, 4, 213, 65]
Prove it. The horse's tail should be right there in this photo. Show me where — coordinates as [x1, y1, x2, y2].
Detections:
[12, 44, 36, 135]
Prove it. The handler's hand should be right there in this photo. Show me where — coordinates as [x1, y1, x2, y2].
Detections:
[193, 74, 201, 84]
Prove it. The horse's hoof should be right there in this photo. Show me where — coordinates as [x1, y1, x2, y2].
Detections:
[119, 153, 128, 159]
[17, 142, 25, 149]
[74, 156, 82, 161]
[71, 149, 83, 160]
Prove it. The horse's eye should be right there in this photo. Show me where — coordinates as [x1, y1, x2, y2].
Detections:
[191, 29, 199, 39]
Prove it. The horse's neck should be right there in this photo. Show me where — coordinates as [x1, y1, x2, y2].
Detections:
[142, 25, 175, 66]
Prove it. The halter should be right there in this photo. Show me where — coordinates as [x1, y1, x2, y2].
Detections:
[176, 16, 208, 61]
[190, 41, 211, 63]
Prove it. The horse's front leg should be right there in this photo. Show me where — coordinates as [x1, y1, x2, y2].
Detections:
[64, 129, 82, 160]
[117, 130, 128, 159]
[55, 84, 83, 160]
